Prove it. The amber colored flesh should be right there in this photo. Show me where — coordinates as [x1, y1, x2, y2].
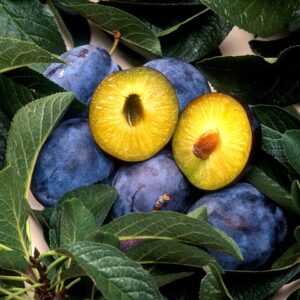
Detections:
[172, 92, 253, 190]
[89, 67, 179, 161]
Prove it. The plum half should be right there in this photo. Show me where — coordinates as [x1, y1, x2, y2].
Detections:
[89, 67, 179, 162]
[172, 92, 260, 190]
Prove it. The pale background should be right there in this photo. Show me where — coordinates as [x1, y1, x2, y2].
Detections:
[28, 23, 300, 299]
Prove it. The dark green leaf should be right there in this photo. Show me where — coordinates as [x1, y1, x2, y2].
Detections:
[151, 271, 194, 288]
[291, 181, 300, 214]
[223, 264, 300, 300]
[283, 130, 300, 174]
[187, 204, 208, 221]
[125, 239, 221, 270]
[60, 198, 95, 247]
[197, 46, 300, 106]
[0, 38, 64, 73]
[0, 166, 30, 271]
[260, 125, 287, 164]
[6, 92, 74, 201]
[294, 226, 300, 243]
[0, 0, 65, 54]
[58, 0, 162, 57]
[272, 243, 300, 269]
[249, 31, 300, 58]
[246, 166, 298, 213]
[200, 264, 233, 300]
[252, 105, 300, 133]
[62, 184, 117, 227]
[99, 212, 243, 260]
[288, 8, 300, 31]
[93, 232, 120, 248]
[199, 0, 298, 37]
[60, 264, 85, 282]
[160, 11, 232, 62]
[60, 241, 164, 300]
[0, 67, 64, 118]
[0, 110, 9, 169]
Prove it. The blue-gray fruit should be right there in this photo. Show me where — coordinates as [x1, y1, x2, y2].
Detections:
[144, 57, 210, 112]
[44, 45, 120, 104]
[111, 150, 192, 218]
[31, 118, 115, 207]
[188, 182, 287, 270]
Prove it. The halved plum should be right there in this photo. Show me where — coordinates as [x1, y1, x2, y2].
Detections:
[172, 92, 260, 190]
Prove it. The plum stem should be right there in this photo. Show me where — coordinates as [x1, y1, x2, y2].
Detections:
[153, 193, 171, 211]
[193, 129, 220, 160]
[109, 30, 121, 56]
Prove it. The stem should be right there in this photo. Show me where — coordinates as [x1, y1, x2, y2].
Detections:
[65, 277, 81, 290]
[6, 283, 43, 299]
[37, 250, 61, 261]
[90, 284, 96, 300]
[0, 243, 12, 251]
[46, 256, 68, 274]
[0, 275, 28, 282]
[0, 288, 24, 300]
[109, 30, 121, 56]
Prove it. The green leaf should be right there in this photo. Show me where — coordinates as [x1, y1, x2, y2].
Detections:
[200, 264, 233, 300]
[93, 232, 120, 248]
[0, 110, 9, 169]
[249, 31, 300, 58]
[283, 130, 300, 174]
[151, 271, 194, 288]
[0, 38, 64, 73]
[223, 264, 300, 300]
[58, 0, 162, 57]
[60, 241, 164, 300]
[295, 227, 300, 246]
[62, 184, 118, 227]
[6, 92, 74, 201]
[0, 0, 65, 54]
[59, 198, 96, 248]
[99, 212, 243, 260]
[291, 181, 300, 213]
[289, 8, 300, 31]
[187, 204, 208, 221]
[199, 0, 298, 37]
[125, 239, 221, 270]
[272, 243, 300, 269]
[197, 46, 300, 106]
[0, 166, 30, 271]
[252, 105, 300, 133]
[246, 166, 298, 213]
[260, 125, 287, 164]
[0, 67, 64, 118]
[160, 11, 232, 62]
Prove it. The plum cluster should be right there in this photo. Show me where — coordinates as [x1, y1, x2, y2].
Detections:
[31, 44, 287, 271]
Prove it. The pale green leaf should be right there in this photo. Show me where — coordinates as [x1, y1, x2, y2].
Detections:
[187, 204, 208, 221]
[0, 166, 30, 271]
[6, 92, 74, 201]
[60, 241, 164, 300]
[99, 212, 242, 260]
[0, 0, 65, 54]
[0, 38, 64, 73]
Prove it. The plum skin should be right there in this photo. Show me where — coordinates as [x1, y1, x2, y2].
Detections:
[44, 44, 120, 105]
[111, 150, 193, 218]
[188, 182, 287, 270]
[144, 57, 210, 112]
[31, 118, 116, 207]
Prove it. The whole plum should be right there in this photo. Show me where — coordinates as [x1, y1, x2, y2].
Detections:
[111, 150, 192, 218]
[144, 57, 210, 112]
[31, 118, 115, 207]
[188, 182, 287, 270]
[44, 44, 120, 105]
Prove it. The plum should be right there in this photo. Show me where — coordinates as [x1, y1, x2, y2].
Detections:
[44, 44, 120, 105]
[31, 118, 115, 207]
[111, 150, 192, 218]
[144, 57, 210, 112]
[188, 182, 287, 270]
